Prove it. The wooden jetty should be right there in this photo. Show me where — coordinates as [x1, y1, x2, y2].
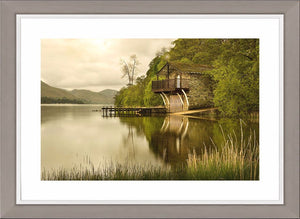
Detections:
[171, 107, 218, 115]
[101, 106, 166, 117]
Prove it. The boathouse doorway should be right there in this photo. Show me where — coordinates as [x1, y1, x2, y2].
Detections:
[169, 95, 183, 113]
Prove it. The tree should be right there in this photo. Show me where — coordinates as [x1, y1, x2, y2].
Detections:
[120, 54, 140, 85]
[210, 39, 259, 117]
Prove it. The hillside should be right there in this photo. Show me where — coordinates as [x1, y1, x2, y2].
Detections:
[99, 89, 118, 98]
[41, 81, 78, 99]
[70, 89, 117, 104]
[41, 81, 117, 104]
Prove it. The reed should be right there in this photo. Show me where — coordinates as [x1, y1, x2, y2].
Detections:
[186, 121, 259, 180]
[42, 163, 173, 180]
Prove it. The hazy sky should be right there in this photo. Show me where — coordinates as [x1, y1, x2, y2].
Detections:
[41, 39, 175, 91]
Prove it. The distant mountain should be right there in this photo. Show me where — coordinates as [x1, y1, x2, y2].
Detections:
[41, 81, 78, 99]
[41, 81, 117, 104]
[70, 89, 117, 104]
[99, 89, 118, 98]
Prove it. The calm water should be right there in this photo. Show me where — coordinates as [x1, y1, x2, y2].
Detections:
[41, 104, 259, 171]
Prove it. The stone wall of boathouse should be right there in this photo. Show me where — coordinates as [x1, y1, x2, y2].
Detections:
[186, 73, 214, 110]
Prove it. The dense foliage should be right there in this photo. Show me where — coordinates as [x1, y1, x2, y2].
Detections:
[114, 39, 259, 117]
[41, 97, 84, 104]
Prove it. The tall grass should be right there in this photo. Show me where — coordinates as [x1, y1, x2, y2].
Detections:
[187, 122, 259, 180]
[42, 121, 259, 180]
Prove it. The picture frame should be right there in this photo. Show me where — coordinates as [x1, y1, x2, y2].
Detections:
[0, 0, 299, 218]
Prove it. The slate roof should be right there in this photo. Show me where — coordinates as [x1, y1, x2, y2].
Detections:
[157, 61, 211, 76]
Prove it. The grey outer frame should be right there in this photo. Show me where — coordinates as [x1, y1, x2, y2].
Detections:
[0, 0, 299, 218]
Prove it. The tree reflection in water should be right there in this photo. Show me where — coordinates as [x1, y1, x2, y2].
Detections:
[121, 124, 136, 160]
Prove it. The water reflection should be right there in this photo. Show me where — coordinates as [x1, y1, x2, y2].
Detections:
[41, 105, 259, 171]
[118, 115, 258, 168]
[119, 116, 214, 167]
[151, 116, 191, 165]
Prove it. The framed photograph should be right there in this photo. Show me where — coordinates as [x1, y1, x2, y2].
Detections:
[1, 0, 299, 218]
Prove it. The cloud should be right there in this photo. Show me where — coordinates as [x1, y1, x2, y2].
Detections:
[41, 39, 174, 91]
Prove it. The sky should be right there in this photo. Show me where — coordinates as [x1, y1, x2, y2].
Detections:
[41, 39, 175, 92]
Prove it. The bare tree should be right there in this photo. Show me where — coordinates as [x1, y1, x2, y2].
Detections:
[120, 55, 139, 85]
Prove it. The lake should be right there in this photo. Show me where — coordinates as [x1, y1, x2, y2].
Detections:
[41, 104, 259, 176]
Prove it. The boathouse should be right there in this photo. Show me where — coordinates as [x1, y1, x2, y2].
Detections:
[152, 62, 214, 112]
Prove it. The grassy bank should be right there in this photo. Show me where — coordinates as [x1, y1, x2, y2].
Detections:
[42, 123, 259, 180]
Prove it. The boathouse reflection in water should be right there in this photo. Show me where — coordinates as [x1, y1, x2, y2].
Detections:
[119, 115, 217, 167]
[151, 116, 190, 165]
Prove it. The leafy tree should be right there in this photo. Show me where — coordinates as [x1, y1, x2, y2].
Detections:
[210, 39, 259, 117]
